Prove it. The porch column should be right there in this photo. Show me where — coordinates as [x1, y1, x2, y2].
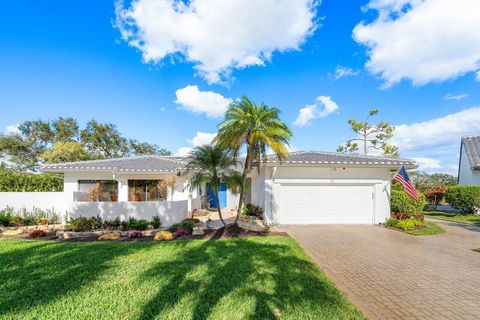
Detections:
[117, 176, 129, 202]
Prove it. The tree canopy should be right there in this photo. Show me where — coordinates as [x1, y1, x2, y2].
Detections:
[0, 117, 171, 171]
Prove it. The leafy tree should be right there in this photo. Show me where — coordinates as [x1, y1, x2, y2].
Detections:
[337, 109, 398, 157]
[80, 120, 129, 159]
[129, 140, 172, 156]
[410, 172, 457, 192]
[216, 96, 292, 223]
[41, 142, 90, 163]
[52, 117, 79, 143]
[0, 134, 38, 171]
[186, 145, 242, 226]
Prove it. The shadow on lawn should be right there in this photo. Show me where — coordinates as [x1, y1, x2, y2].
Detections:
[137, 238, 359, 320]
[0, 240, 137, 316]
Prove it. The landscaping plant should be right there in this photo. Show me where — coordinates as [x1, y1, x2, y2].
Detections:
[216, 96, 292, 224]
[174, 228, 191, 237]
[150, 215, 161, 229]
[28, 229, 48, 238]
[424, 185, 447, 205]
[127, 230, 143, 239]
[445, 186, 480, 214]
[128, 217, 149, 231]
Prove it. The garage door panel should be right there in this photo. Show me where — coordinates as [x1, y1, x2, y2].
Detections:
[278, 184, 373, 224]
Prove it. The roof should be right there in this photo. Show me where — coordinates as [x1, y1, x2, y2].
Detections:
[42, 150, 417, 173]
[462, 136, 480, 170]
[42, 156, 188, 173]
[263, 151, 417, 169]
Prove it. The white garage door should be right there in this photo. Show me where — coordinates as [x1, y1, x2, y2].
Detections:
[278, 184, 374, 224]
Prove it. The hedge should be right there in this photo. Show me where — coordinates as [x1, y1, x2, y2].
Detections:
[445, 186, 480, 214]
[390, 190, 426, 217]
[0, 170, 63, 192]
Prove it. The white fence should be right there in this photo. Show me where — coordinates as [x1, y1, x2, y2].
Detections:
[0, 192, 193, 227]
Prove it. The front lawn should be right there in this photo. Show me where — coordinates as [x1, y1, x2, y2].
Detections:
[404, 221, 445, 236]
[0, 237, 365, 320]
[424, 211, 480, 226]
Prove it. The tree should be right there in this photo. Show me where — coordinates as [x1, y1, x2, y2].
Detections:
[128, 140, 172, 156]
[216, 96, 292, 223]
[337, 109, 398, 157]
[41, 142, 90, 163]
[0, 134, 38, 171]
[409, 172, 457, 192]
[80, 120, 129, 159]
[52, 117, 79, 143]
[186, 145, 242, 226]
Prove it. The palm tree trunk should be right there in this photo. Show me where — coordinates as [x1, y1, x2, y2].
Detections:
[214, 189, 226, 226]
[235, 146, 251, 223]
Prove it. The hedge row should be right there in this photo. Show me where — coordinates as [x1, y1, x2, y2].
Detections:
[0, 170, 63, 192]
[445, 186, 480, 214]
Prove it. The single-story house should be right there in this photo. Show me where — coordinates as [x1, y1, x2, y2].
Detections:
[0, 151, 416, 225]
[458, 136, 480, 185]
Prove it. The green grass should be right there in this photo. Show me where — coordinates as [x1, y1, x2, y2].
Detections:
[0, 237, 365, 320]
[405, 221, 445, 236]
[424, 211, 480, 226]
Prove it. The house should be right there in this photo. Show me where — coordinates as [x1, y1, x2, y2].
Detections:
[458, 136, 480, 185]
[0, 151, 416, 225]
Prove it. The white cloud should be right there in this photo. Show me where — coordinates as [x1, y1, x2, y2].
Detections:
[5, 124, 20, 135]
[176, 131, 217, 156]
[410, 157, 442, 172]
[176, 147, 193, 156]
[443, 93, 468, 101]
[115, 0, 318, 83]
[189, 131, 216, 147]
[294, 96, 339, 126]
[331, 66, 359, 80]
[354, 0, 480, 87]
[175, 85, 232, 118]
[392, 107, 480, 152]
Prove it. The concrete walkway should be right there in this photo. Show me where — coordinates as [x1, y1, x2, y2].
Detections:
[284, 220, 480, 320]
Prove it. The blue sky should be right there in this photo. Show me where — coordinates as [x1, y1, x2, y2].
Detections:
[1, 0, 479, 174]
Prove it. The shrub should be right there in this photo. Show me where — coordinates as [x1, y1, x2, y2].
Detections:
[90, 215, 103, 229]
[11, 216, 24, 227]
[67, 217, 93, 232]
[150, 215, 161, 229]
[386, 218, 399, 228]
[127, 230, 143, 239]
[38, 217, 49, 225]
[128, 218, 149, 231]
[396, 218, 423, 230]
[170, 219, 196, 233]
[241, 203, 264, 219]
[28, 229, 48, 238]
[424, 185, 447, 205]
[0, 209, 13, 227]
[174, 228, 191, 237]
[445, 186, 480, 214]
[390, 190, 426, 218]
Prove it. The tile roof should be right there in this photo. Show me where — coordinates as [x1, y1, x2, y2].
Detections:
[264, 151, 417, 168]
[42, 156, 188, 173]
[462, 136, 480, 170]
[42, 151, 417, 173]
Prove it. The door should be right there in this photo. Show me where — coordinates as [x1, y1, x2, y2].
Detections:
[278, 184, 374, 224]
[208, 183, 228, 208]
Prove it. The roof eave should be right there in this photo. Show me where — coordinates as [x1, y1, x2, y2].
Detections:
[259, 161, 417, 170]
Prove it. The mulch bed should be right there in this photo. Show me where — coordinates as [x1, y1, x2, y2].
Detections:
[1, 224, 288, 242]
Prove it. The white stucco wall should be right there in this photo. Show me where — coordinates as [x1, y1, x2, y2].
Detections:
[458, 146, 480, 185]
[251, 165, 392, 225]
[0, 192, 68, 213]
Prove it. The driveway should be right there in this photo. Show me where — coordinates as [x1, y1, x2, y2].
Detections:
[285, 220, 480, 320]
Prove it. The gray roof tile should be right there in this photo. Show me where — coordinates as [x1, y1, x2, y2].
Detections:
[264, 151, 416, 168]
[462, 136, 480, 170]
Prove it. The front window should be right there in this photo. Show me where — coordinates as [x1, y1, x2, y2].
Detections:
[128, 180, 163, 201]
[78, 180, 118, 202]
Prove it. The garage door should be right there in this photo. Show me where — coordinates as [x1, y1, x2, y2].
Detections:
[278, 184, 374, 224]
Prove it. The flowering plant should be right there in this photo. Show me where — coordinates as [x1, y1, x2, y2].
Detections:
[174, 228, 191, 237]
[127, 230, 143, 239]
[28, 229, 48, 238]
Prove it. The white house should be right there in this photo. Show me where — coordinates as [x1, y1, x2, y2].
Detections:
[0, 151, 416, 225]
[458, 136, 480, 186]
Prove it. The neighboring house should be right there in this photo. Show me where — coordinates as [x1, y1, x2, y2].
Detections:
[458, 136, 480, 185]
[0, 151, 416, 225]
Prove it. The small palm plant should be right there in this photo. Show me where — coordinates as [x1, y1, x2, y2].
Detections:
[186, 145, 242, 226]
[216, 96, 292, 223]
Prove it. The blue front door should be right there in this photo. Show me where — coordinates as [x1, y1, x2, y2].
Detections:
[208, 183, 227, 208]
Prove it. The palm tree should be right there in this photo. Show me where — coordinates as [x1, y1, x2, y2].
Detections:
[185, 145, 242, 226]
[215, 96, 292, 223]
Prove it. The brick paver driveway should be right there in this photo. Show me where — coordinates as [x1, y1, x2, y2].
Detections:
[285, 220, 480, 320]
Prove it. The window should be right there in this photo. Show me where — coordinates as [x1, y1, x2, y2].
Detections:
[78, 180, 118, 202]
[128, 180, 163, 201]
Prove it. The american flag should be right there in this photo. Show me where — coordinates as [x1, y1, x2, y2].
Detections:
[393, 166, 419, 201]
